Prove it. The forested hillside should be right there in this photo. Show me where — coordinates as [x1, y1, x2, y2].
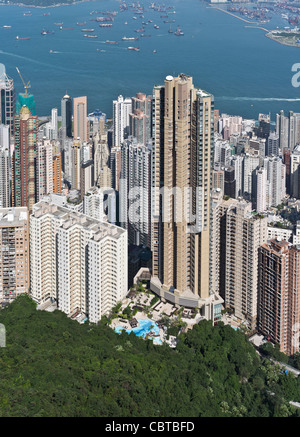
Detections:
[0, 295, 299, 417]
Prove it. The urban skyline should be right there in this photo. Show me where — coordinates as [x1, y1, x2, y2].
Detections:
[1, 0, 300, 413]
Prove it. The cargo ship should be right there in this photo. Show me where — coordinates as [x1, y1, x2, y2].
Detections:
[164, 20, 176, 23]
[3, 25, 11, 28]
[105, 40, 118, 44]
[96, 17, 113, 22]
[77, 22, 86, 25]
[127, 46, 140, 51]
[122, 36, 138, 40]
[85, 34, 98, 38]
[81, 29, 95, 32]
[16, 36, 30, 40]
[140, 34, 151, 37]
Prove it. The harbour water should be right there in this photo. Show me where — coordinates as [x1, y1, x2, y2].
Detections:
[0, 0, 300, 119]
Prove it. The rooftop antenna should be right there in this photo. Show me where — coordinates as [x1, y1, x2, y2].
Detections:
[16, 67, 31, 96]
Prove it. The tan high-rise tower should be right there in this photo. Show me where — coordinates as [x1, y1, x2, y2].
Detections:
[73, 96, 88, 142]
[150, 74, 222, 318]
[12, 105, 38, 212]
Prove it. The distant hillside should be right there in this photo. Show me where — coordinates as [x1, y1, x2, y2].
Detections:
[0, 295, 300, 417]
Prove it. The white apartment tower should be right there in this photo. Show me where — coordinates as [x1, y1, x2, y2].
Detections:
[119, 138, 152, 248]
[263, 156, 286, 207]
[255, 167, 267, 213]
[231, 155, 243, 198]
[0, 145, 10, 207]
[112, 95, 132, 147]
[243, 154, 260, 196]
[93, 131, 111, 188]
[222, 199, 268, 329]
[291, 145, 300, 199]
[30, 201, 127, 323]
[36, 139, 53, 202]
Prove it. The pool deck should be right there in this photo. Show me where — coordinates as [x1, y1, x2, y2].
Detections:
[112, 311, 165, 344]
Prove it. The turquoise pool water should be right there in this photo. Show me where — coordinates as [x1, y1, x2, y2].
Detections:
[115, 318, 162, 345]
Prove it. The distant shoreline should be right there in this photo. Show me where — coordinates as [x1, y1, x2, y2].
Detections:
[0, 0, 95, 8]
[265, 32, 300, 48]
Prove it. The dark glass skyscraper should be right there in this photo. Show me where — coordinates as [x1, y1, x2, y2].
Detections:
[0, 64, 15, 133]
[61, 94, 72, 138]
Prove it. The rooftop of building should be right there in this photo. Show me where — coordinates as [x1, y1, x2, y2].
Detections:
[31, 201, 125, 240]
[0, 207, 28, 226]
[261, 238, 292, 254]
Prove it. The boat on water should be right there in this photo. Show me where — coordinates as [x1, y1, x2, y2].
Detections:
[23, 13, 32, 16]
[77, 22, 86, 25]
[174, 25, 184, 36]
[289, 16, 299, 25]
[164, 20, 175, 23]
[16, 36, 30, 40]
[81, 29, 95, 32]
[127, 46, 140, 51]
[3, 25, 11, 28]
[168, 25, 173, 33]
[153, 49, 157, 53]
[122, 36, 138, 40]
[41, 30, 53, 35]
[106, 40, 118, 44]
[140, 34, 151, 37]
[124, 21, 128, 25]
[54, 23, 63, 26]
[85, 34, 98, 38]
[154, 24, 159, 29]
[97, 48, 105, 52]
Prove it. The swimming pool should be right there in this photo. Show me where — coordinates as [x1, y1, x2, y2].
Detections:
[115, 318, 162, 345]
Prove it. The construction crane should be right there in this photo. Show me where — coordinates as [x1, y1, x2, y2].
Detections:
[16, 67, 31, 96]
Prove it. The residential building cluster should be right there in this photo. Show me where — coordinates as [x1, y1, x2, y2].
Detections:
[1, 62, 300, 356]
